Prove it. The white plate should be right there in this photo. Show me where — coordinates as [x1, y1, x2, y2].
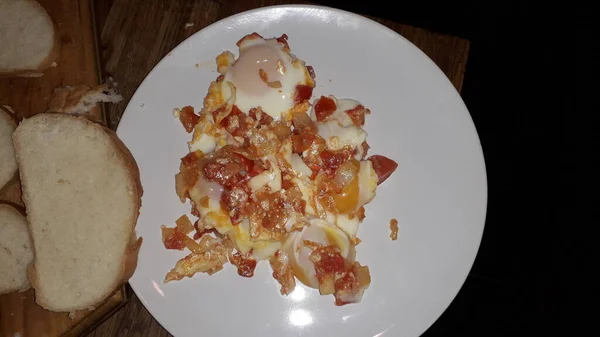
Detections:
[118, 5, 487, 337]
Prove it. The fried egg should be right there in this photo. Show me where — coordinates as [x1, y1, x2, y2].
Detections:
[219, 34, 314, 119]
[283, 218, 355, 289]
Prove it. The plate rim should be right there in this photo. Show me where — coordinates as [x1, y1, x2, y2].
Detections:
[118, 4, 488, 337]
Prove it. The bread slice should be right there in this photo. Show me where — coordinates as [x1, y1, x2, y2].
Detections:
[0, 203, 33, 295]
[0, 0, 60, 77]
[13, 113, 143, 312]
[0, 106, 18, 188]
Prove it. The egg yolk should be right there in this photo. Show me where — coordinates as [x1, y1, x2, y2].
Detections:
[334, 177, 359, 214]
[230, 44, 283, 97]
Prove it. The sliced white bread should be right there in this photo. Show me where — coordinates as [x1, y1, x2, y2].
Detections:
[0, 203, 33, 295]
[0, 0, 59, 77]
[13, 113, 143, 312]
[0, 106, 18, 188]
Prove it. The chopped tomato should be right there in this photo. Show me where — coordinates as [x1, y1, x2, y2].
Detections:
[320, 149, 353, 177]
[293, 84, 313, 103]
[308, 245, 346, 284]
[291, 129, 323, 154]
[162, 226, 186, 250]
[179, 106, 199, 133]
[230, 252, 258, 277]
[345, 105, 367, 126]
[249, 108, 274, 126]
[248, 160, 266, 177]
[314, 96, 336, 121]
[220, 106, 248, 137]
[368, 155, 398, 184]
[181, 150, 204, 167]
[232, 152, 253, 173]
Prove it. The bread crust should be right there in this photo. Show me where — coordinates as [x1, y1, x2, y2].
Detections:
[0, 0, 60, 78]
[0, 203, 31, 295]
[0, 106, 18, 189]
[15, 113, 143, 312]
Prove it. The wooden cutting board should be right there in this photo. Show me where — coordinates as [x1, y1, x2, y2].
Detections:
[0, 1, 127, 336]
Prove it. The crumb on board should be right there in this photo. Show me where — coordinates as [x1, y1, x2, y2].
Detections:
[139, 103, 145, 108]
[195, 63, 200, 68]
[173, 108, 181, 118]
[185, 22, 194, 29]
[389, 218, 399, 241]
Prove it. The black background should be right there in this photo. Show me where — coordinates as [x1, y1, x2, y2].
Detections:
[313, 1, 589, 336]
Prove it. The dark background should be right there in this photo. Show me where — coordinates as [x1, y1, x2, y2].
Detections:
[314, 1, 588, 336]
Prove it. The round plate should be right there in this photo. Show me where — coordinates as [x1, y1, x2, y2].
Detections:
[118, 5, 487, 337]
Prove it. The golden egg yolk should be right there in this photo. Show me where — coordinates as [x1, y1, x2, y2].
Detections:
[334, 176, 359, 214]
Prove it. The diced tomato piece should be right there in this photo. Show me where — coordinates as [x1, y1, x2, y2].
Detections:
[230, 252, 258, 277]
[162, 227, 186, 250]
[314, 96, 336, 122]
[179, 106, 199, 133]
[294, 85, 313, 103]
[181, 150, 204, 167]
[232, 152, 253, 173]
[249, 160, 265, 177]
[320, 150, 353, 177]
[219, 105, 242, 128]
[368, 155, 398, 184]
[249, 108, 273, 125]
[345, 105, 367, 126]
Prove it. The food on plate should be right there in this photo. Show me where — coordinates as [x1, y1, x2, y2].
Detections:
[389, 218, 399, 241]
[0, 204, 33, 295]
[13, 113, 143, 312]
[0, 106, 18, 188]
[164, 33, 398, 305]
[47, 84, 123, 118]
[0, 0, 59, 78]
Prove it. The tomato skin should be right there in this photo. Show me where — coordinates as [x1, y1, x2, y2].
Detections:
[368, 155, 398, 184]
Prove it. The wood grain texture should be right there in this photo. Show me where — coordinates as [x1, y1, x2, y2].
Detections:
[99, 0, 221, 130]
[0, 1, 127, 337]
[0, 0, 102, 121]
[87, 1, 470, 336]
